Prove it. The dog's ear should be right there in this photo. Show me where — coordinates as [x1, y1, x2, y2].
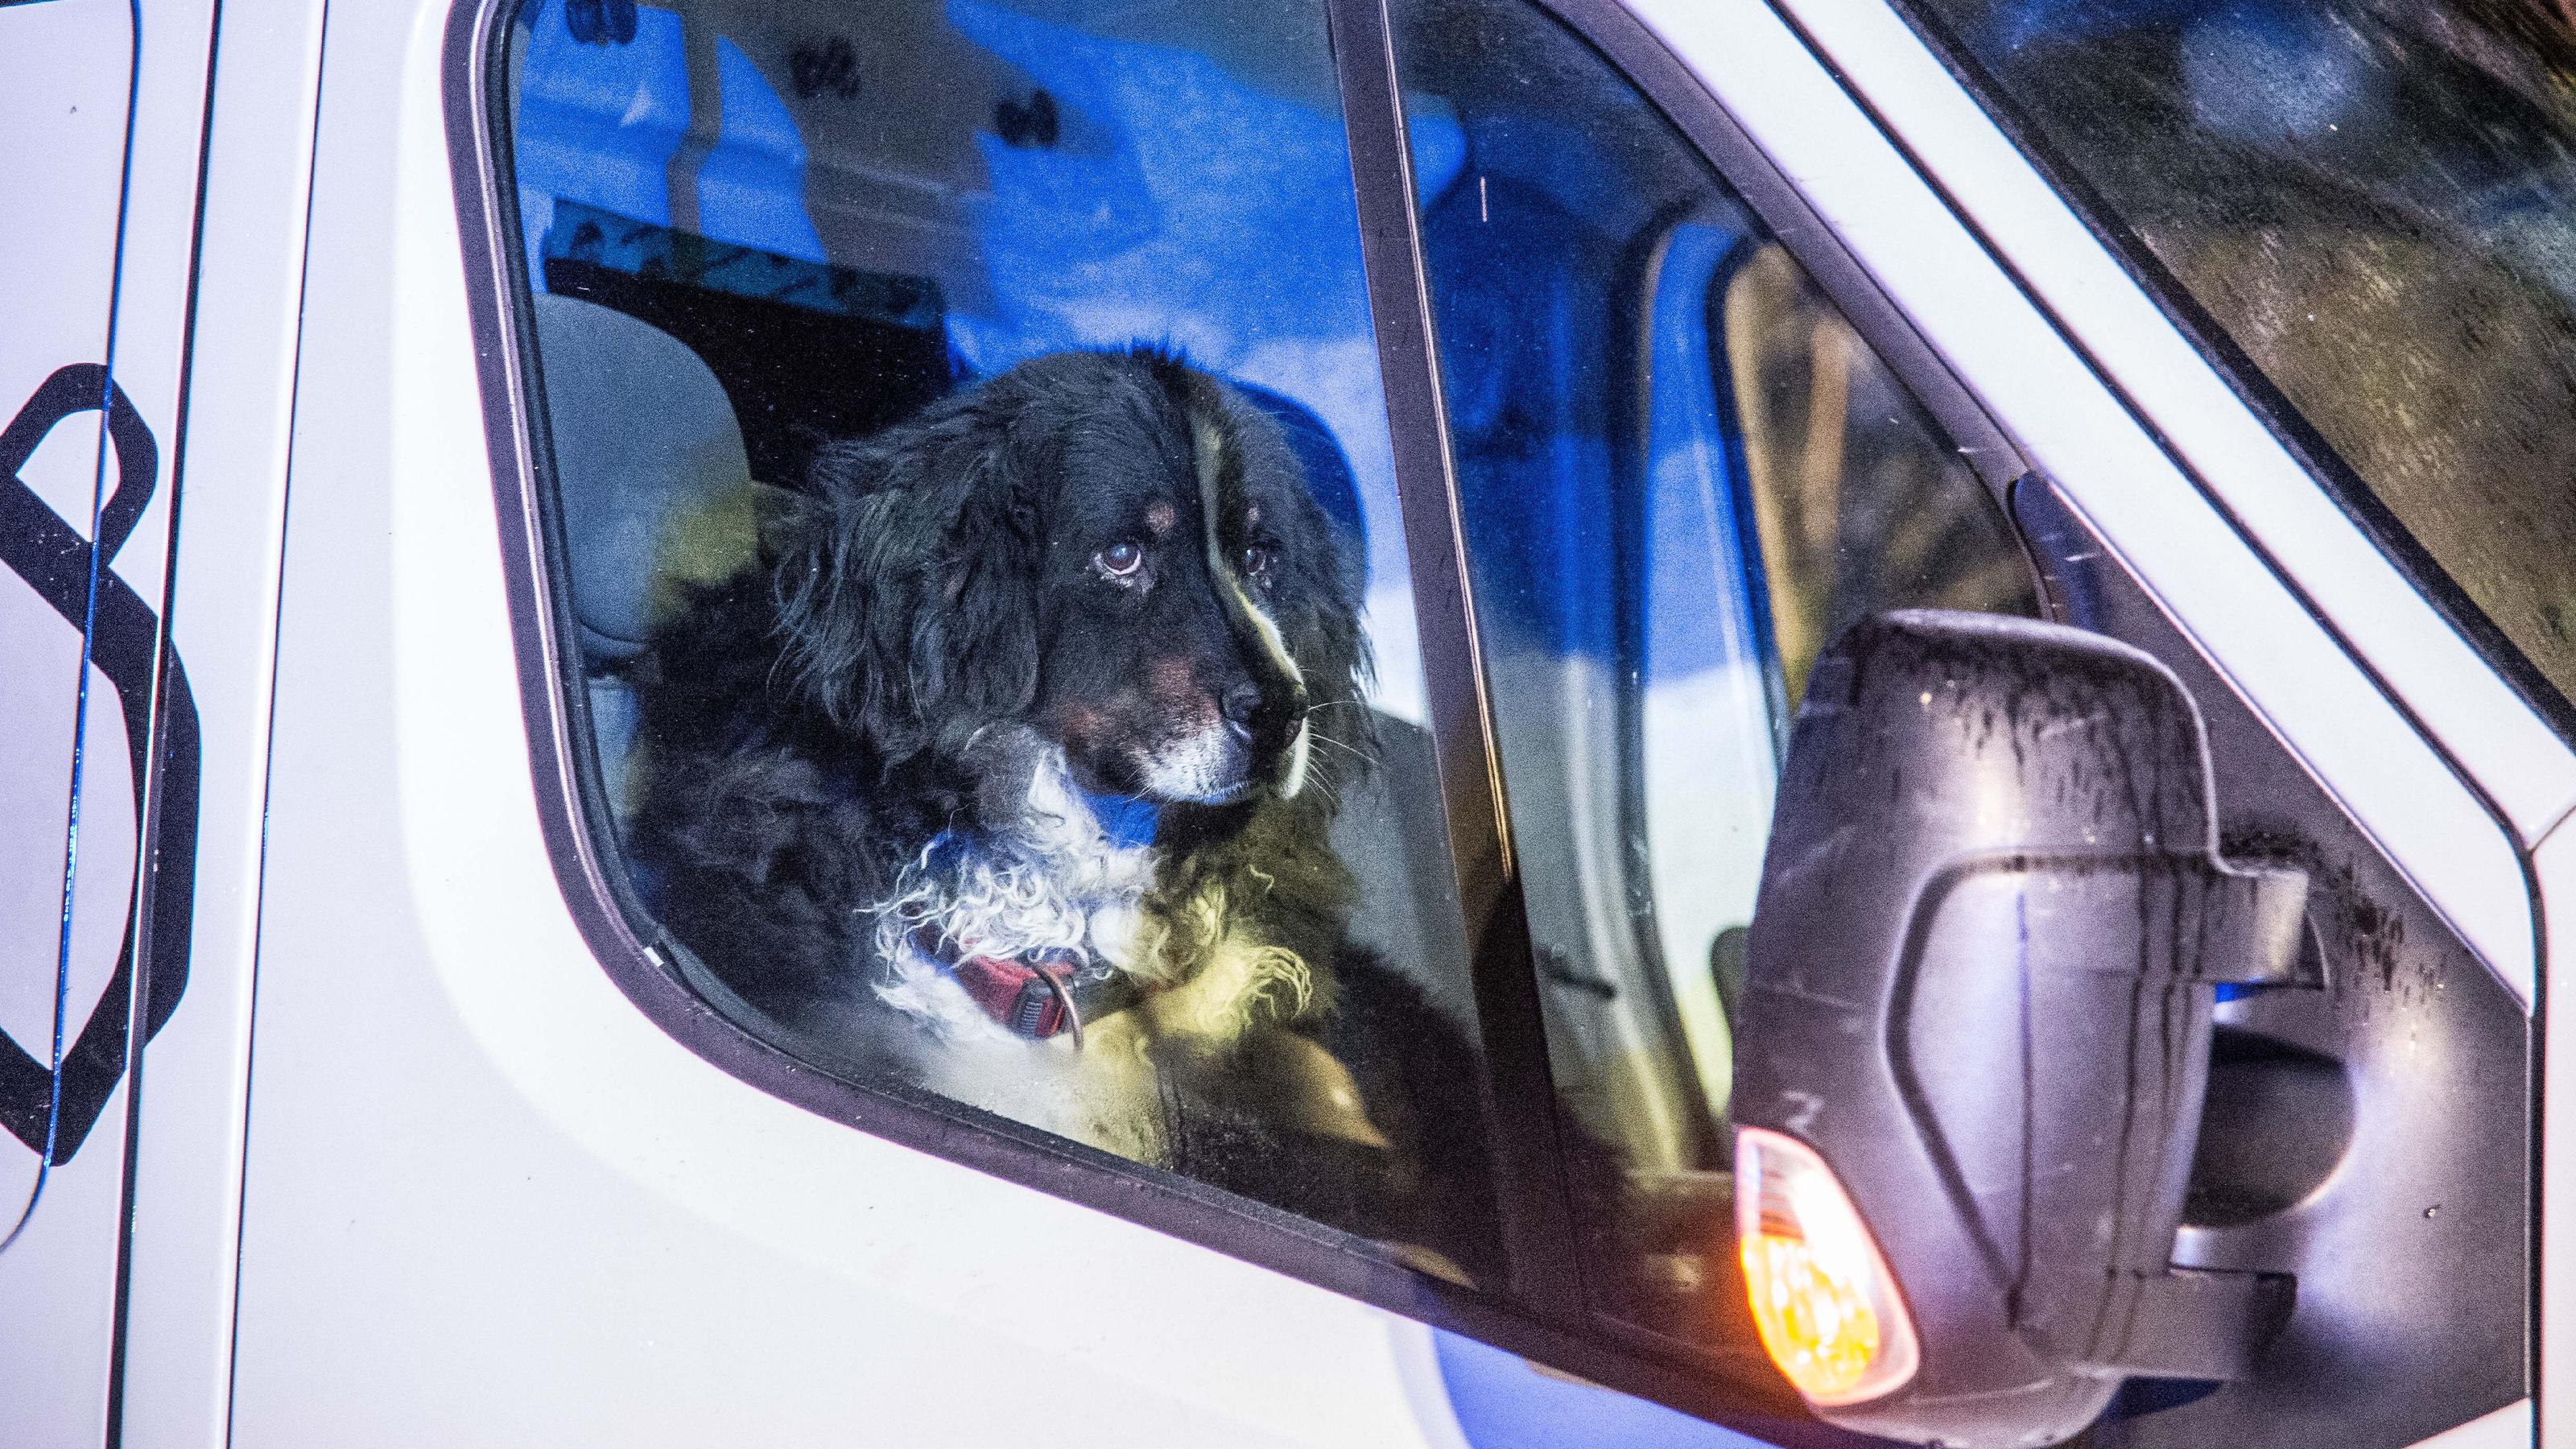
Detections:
[1228, 401, 1376, 769]
[773, 402, 1042, 764]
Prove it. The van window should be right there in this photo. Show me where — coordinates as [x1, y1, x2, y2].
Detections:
[500, 0, 1504, 1286]
[1899, 0, 2576, 728]
[1389, 0, 2040, 1355]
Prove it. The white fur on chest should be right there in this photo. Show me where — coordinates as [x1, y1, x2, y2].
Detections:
[858, 749, 1175, 1153]
[869, 748, 1155, 1041]
[857, 748, 1374, 1164]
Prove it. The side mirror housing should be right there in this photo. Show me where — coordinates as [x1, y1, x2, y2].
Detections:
[1733, 611, 2303, 1447]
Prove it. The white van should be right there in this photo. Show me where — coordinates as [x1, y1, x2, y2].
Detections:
[2, 0, 2567, 1444]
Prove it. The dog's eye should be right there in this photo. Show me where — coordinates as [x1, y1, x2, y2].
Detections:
[1239, 543, 1276, 580]
[1096, 542, 1146, 580]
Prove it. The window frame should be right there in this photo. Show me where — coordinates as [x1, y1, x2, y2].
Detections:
[440, 0, 2034, 1426]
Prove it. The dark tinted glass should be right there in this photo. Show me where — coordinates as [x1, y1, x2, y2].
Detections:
[1388, 0, 2037, 1355]
[1901, 0, 2576, 718]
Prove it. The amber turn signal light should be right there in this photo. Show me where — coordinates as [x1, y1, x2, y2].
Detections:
[1736, 1126, 1920, 1406]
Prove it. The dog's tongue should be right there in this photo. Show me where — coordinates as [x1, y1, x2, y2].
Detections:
[1080, 788, 1161, 851]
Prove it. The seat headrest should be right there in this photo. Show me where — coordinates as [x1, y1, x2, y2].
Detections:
[532, 293, 754, 662]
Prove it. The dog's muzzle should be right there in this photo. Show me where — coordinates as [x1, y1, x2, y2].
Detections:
[1137, 720, 1260, 804]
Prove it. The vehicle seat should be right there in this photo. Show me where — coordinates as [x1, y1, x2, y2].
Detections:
[530, 292, 760, 819]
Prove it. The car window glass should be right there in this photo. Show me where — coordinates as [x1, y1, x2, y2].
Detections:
[1898, 0, 2576, 724]
[502, 0, 1506, 1288]
[1389, 0, 2039, 1355]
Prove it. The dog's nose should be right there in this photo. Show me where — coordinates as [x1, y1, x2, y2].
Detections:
[1220, 680, 1265, 730]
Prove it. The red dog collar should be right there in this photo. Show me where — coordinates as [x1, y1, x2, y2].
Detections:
[950, 950, 1081, 1039]
[920, 931, 1137, 1046]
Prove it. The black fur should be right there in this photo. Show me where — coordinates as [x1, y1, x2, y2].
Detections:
[626, 348, 1499, 1280]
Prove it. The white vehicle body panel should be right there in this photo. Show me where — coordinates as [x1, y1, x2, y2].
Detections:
[109, 0, 332, 1443]
[0, 0, 217, 1439]
[0, 0, 134, 1229]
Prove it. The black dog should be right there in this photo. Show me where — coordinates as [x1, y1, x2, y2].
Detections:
[625, 349, 1496, 1279]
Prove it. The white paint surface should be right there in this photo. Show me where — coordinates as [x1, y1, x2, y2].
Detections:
[0, 1, 228, 1447]
[0, 0, 134, 1233]
[109, 0, 329, 1443]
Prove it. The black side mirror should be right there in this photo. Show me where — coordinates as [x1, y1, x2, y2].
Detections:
[1731, 611, 2304, 1447]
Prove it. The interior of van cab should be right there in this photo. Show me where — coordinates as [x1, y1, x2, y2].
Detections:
[508, 0, 1496, 1277]
[502, 0, 2033, 1366]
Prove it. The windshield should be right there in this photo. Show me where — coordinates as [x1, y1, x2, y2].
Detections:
[1897, 0, 2576, 718]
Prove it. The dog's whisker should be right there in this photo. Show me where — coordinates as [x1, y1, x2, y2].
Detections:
[1303, 734, 1373, 774]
